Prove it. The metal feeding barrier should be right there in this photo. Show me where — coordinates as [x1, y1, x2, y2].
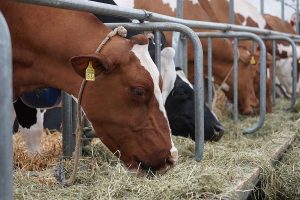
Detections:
[15, 0, 300, 158]
[0, 12, 13, 200]
[196, 32, 267, 134]
[260, 36, 298, 110]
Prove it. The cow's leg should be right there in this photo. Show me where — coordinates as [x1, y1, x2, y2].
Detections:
[13, 99, 45, 153]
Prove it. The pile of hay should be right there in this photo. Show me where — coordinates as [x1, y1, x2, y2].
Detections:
[13, 99, 300, 199]
[13, 131, 62, 171]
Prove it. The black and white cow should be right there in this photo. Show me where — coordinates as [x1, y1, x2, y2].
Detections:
[161, 47, 225, 141]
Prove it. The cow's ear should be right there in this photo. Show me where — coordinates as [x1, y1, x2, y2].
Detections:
[70, 53, 111, 79]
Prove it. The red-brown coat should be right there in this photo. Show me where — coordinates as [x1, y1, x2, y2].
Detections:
[1, 1, 177, 172]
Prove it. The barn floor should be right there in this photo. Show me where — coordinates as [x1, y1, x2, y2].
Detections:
[13, 99, 300, 200]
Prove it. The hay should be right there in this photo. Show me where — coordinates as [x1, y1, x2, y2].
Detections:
[13, 131, 62, 171]
[13, 99, 300, 199]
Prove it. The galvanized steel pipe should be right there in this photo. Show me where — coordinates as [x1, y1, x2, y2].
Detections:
[0, 12, 13, 200]
[197, 31, 267, 134]
[207, 37, 213, 109]
[15, 0, 300, 39]
[229, 0, 235, 24]
[233, 37, 239, 124]
[272, 40, 276, 106]
[154, 31, 161, 71]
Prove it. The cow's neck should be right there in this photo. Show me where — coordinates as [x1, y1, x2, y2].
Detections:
[7, 3, 111, 99]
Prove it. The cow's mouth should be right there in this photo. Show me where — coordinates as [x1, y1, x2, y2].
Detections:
[210, 124, 225, 141]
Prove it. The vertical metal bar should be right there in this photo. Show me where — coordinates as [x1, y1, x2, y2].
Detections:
[291, 42, 298, 110]
[207, 37, 213, 109]
[229, 0, 235, 24]
[0, 12, 13, 200]
[281, 0, 285, 22]
[233, 37, 239, 123]
[181, 35, 188, 75]
[260, 0, 264, 14]
[154, 31, 161, 71]
[272, 40, 276, 106]
[173, 0, 186, 74]
[297, 0, 299, 34]
[62, 93, 76, 157]
[176, 0, 183, 18]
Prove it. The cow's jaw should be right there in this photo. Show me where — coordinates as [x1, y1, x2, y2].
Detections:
[131, 44, 178, 162]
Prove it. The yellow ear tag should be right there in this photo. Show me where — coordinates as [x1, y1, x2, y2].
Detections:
[298, 59, 300, 64]
[85, 61, 95, 81]
[250, 56, 256, 65]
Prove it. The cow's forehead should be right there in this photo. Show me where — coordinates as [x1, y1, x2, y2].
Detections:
[131, 44, 166, 116]
[131, 44, 177, 154]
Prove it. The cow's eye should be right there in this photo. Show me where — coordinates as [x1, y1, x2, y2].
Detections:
[131, 87, 146, 97]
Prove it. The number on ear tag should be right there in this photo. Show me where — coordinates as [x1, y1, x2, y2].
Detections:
[85, 61, 95, 81]
[250, 56, 256, 65]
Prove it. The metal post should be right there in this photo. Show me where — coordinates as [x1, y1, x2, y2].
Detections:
[233, 37, 239, 123]
[281, 0, 285, 22]
[172, 0, 188, 75]
[272, 40, 276, 106]
[0, 12, 13, 200]
[260, 0, 264, 15]
[297, 0, 299, 35]
[229, 0, 235, 24]
[181, 35, 188, 75]
[154, 31, 161, 71]
[197, 32, 267, 134]
[207, 37, 213, 109]
[106, 22, 204, 161]
[62, 93, 76, 157]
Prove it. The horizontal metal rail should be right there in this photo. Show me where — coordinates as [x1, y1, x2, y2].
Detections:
[0, 12, 13, 200]
[15, 0, 300, 39]
[105, 22, 204, 161]
[197, 32, 267, 134]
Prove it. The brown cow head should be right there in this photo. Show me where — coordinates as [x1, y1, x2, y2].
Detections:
[213, 59, 259, 115]
[70, 35, 178, 173]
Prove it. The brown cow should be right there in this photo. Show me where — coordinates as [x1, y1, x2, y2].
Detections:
[234, 0, 300, 98]
[201, 0, 272, 113]
[1, 1, 178, 172]
[133, 0, 259, 115]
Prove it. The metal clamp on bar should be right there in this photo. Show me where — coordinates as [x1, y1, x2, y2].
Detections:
[261, 35, 298, 110]
[105, 22, 205, 161]
[196, 31, 267, 134]
[0, 12, 13, 200]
